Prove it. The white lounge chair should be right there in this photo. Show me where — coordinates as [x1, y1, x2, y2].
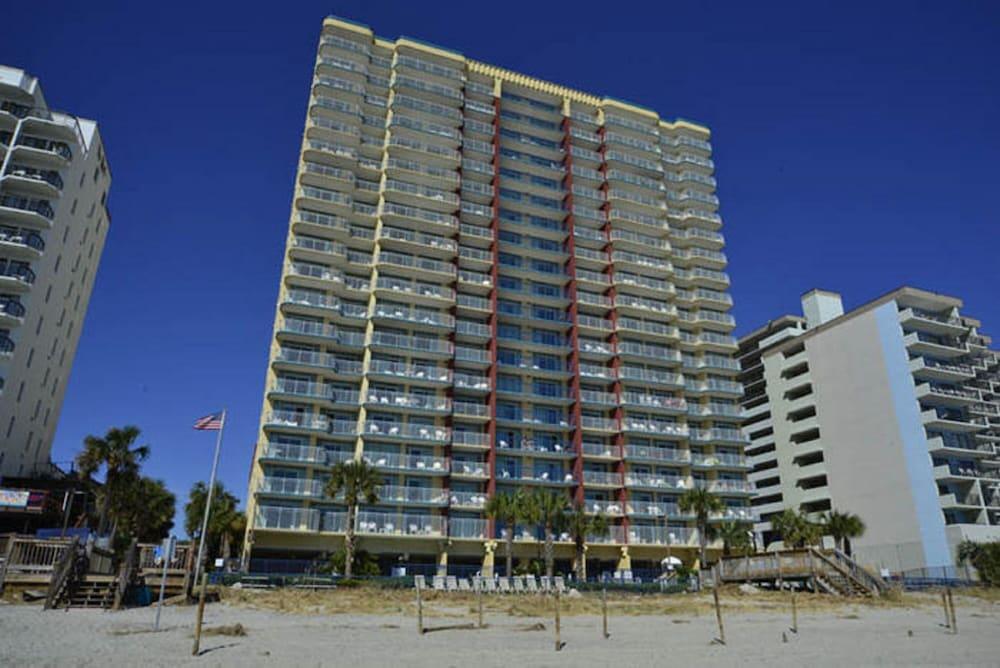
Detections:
[512, 575, 525, 594]
[446, 576, 459, 592]
[553, 576, 566, 593]
[526, 576, 540, 594]
[481, 577, 496, 594]
[497, 577, 511, 594]
[432, 575, 446, 591]
[538, 576, 550, 593]
[414, 575, 427, 590]
[459, 577, 472, 592]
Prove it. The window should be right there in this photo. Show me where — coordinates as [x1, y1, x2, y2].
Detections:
[498, 324, 521, 340]
[497, 375, 522, 392]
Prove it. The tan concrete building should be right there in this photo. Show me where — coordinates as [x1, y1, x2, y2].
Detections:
[243, 16, 750, 577]
[740, 288, 1000, 574]
[0, 65, 111, 477]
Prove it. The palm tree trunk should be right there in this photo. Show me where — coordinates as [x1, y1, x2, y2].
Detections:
[698, 519, 708, 569]
[506, 533, 514, 577]
[544, 524, 554, 578]
[344, 504, 356, 579]
[575, 541, 585, 581]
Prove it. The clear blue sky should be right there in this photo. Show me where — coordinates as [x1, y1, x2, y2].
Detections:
[2, 1, 997, 532]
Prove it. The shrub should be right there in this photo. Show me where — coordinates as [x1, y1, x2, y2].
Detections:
[957, 540, 1000, 586]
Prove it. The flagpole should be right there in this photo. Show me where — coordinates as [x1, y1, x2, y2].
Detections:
[193, 409, 226, 588]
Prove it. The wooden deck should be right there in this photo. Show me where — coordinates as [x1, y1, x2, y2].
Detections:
[717, 548, 888, 597]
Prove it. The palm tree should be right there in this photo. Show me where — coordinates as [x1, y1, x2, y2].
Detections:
[76, 426, 150, 536]
[324, 459, 381, 578]
[184, 482, 243, 567]
[771, 508, 822, 548]
[119, 477, 176, 543]
[715, 520, 752, 557]
[565, 503, 608, 581]
[678, 487, 724, 568]
[484, 491, 527, 577]
[824, 510, 866, 555]
[524, 490, 570, 578]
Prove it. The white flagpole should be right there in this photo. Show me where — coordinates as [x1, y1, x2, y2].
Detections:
[193, 409, 226, 588]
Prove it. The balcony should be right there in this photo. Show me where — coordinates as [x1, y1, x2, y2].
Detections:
[621, 392, 686, 413]
[356, 511, 446, 537]
[370, 331, 453, 358]
[255, 506, 319, 531]
[622, 418, 688, 438]
[0, 195, 54, 228]
[624, 472, 690, 491]
[709, 479, 756, 495]
[693, 453, 750, 470]
[581, 470, 622, 488]
[909, 357, 975, 382]
[3, 164, 64, 196]
[450, 491, 488, 510]
[365, 389, 452, 413]
[369, 358, 451, 384]
[264, 411, 358, 438]
[0, 261, 36, 290]
[690, 428, 749, 445]
[628, 526, 696, 547]
[583, 500, 625, 516]
[269, 379, 359, 405]
[497, 468, 574, 486]
[452, 460, 489, 479]
[259, 441, 328, 465]
[377, 484, 448, 506]
[915, 382, 980, 407]
[258, 476, 325, 498]
[0, 229, 44, 259]
[898, 307, 967, 336]
[624, 445, 690, 465]
[273, 348, 364, 377]
[496, 439, 574, 458]
[618, 367, 684, 388]
[904, 331, 968, 359]
[451, 432, 490, 450]
[450, 517, 488, 539]
[580, 389, 618, 407]
[364, 421, 451, 443]
[582, 443, 622, 460]
[0, 296, 25, 325]
[0, 332, 14, 357]
[579, 416, 619, 433]
[921, 409, 988, 433]
[626, 502, 689, 519]
[364, 451, 449, 474]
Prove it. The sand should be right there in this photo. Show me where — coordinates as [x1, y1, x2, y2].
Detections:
[1, 590, 997, 667]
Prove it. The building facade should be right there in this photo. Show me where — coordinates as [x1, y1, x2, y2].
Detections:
[739, 288, 1000, 574]
[244, 16, 751, 576]
[0, 66, 111, 477]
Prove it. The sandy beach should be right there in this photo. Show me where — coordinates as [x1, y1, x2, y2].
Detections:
[1, 589, 997, 667]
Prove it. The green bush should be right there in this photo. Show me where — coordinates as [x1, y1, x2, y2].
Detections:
[958, 540, 1000, 586]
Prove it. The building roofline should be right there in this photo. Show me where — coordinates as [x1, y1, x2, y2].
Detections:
[321, 15, 710, 134]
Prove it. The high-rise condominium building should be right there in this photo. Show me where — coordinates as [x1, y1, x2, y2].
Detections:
[739, 288, 1000, 574]
[0, 66, 110, 477]
[244, 16, 750, 576]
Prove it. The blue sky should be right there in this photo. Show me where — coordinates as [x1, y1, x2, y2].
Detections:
[2, 1, 997, 533]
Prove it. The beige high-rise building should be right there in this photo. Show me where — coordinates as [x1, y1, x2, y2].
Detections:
[0, 65, 111, 477]
[243, 16, 750, 577]
[739, 288, 1000, 574]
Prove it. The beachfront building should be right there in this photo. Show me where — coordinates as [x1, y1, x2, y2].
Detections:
[0, 66, 111, 478]
[243, 16, 751, 576]
[739, 288, 1000, 574]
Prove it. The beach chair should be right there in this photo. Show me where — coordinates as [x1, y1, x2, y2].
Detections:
[497, 576, 511, 594]
[553, 576, 566, 593]
[481, 577, 497, 594]
[459, 577, 472, 592]
[622, 570, 634, 584]
[433, 575, 446, 591]
[526, 575, 540, 594]
[414, 575, 427, 590]
[512, 575, 525, 594]
[446, 575, 459, 592]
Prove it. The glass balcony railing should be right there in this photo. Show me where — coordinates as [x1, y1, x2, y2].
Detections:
[452, 432, 490, 448]
[366, 390, 451, 412]
[628, 525, 695, 546]
[364, 421, 450, 442]
[271, 379, 359, 404]
[377, 484, 448, 505]
[582, 443, 622, 458]
[0, 229, 45, 252]
[370, 331, 453, 355]
[259, 476, 325, 497]
[709, 479, 756, 494]
[626, 502, 686, 518]
[256, 505, 319, 531]
[364, 451, 449, 472]
[621, 392, 686, 411]
[624, 445, 690, 464]
[260, 441, 328, 464]
[624, 473, 689, 490]
[0, 195, 54, 219]
[449, 517, 488, 539]
[356, 511, 446, 536]
[583, 499, 624, 515]
[450, 491, 487, 508]
[452, 460, 489, 477]
[368, 358, 450, 383]
[582, 470, 622, 487]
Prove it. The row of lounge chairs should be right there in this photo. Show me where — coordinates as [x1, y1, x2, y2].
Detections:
[415, 574, 567, 594]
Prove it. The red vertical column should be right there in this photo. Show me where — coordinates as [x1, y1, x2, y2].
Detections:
[485, 95, 502, 506]
[599, 126, 629, 542]
[561, 116, 585, 507]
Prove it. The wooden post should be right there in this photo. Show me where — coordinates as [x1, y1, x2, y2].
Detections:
[776, 552, 784, 591]
[808, 550, 816, 593]
[790, 587, 798, 634]
[941, 590, 950, 629]
[602, 586, 610, 639]
[0, 536, 16, 593]
[477, 585, 483, 629]
[191, 573, 208, 656]
[554, 590, 563, 651]
[712, 580, 726, 645]
[416, 582, 424, 635]
[946, 588, 957, 634]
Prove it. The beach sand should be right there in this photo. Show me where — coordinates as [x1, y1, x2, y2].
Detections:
[1, 589, 997, 667]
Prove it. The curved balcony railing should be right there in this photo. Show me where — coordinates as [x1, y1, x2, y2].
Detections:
[0, 297, 26, 318]
[0, 195, 54, 219]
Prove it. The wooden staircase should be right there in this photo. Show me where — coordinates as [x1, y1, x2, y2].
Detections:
[718, 547, 889, 597]
[65, 576, 116, 609]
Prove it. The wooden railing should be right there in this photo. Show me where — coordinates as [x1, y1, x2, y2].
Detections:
[43, 537, 80, 610]
[0, 534, 74, 588]
[138, 542, 193, 571]
[812, 547, 888, 595]
[718, 548, 888, 597]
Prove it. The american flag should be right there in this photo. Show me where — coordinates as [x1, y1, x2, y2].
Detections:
[193, 412, 224, 431]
